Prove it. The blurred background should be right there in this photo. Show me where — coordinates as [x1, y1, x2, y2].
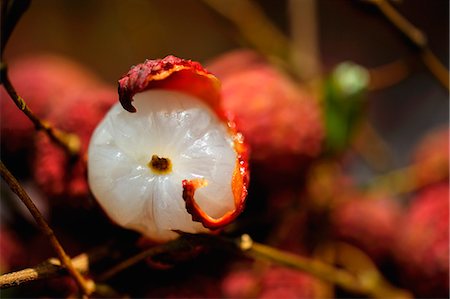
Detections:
[4, 0, 448, 166]
[1, 0, 449, 298]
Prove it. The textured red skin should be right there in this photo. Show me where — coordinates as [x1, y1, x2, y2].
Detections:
[118, 55, 221, 113]
[331, 196, 403, 262]
[0, 54, 101, 153]
[208, 51, 324, 174]
[394, 183, 449, 298]
[33, 86, 116, 204]
[206, 49, 267, 80]
[118, 56, 250, 230]
[221, 266, 319, 299]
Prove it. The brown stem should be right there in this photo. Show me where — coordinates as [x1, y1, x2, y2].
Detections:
[0, 254, 89, 289]
[288, 0, 322, 81]
[238, 235, 411, 298]
[97, 232, 411, 298]
[368, 59, 410, 91]
[0, 64, 80, 156]
[201, 0, 298, 78]
[366, 0, 449, 91]
[97, 237, 193, 281]
[0, 161, 93, 296]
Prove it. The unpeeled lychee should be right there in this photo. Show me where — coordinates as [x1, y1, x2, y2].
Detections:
[32, 86, 116, 204]
[221, 265, 321, 299]
[0, 54, 100, 154]
[331, 195, 403, 262]
[207, 50, 324, 174]
[394, 183, 449, 298]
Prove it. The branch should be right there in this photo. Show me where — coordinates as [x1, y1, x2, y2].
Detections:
[288, 0, 322, 81]
[0, 255, 89, 289]
[201, 0, 300, 79]
[1, 0, 31, 55]
[0, 64, 80, 156]
[96, 233, 410, 298]
[0, 161, 93, 296]
[366, 0, 449, 91]
[237, 235, 411, 298]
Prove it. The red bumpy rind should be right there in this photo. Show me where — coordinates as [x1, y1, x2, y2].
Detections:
[118, 55, 250, 230]
[118, 55, 221, 113]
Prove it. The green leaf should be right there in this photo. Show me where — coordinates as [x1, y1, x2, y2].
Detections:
[323, 62, 369, 154]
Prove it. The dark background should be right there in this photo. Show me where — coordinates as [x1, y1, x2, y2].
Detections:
[4, 0, 449, 176]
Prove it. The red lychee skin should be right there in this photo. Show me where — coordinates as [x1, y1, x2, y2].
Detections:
[331, 196, 403, 262]
[205, 49, 267, 80]
[412, 127, 449, 187]
[144, 274, 221, 298]
[221, 266, 319, 299]
[0, 54, 101, 153]
[394, 183, 449, 298]
[32, 86, 116, 204]
[208, 51, 324, 173]
[221, 269, 260, 298]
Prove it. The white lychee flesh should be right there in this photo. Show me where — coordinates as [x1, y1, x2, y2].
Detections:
[88, 90, 236, 242]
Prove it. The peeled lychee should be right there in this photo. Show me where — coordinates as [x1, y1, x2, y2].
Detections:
[88, 56, 249, 242]
[394, 183, 449, 298]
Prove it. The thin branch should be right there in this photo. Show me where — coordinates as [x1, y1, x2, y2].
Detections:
[288, 0, 322, 81]
[0, 255, 89, 289]
[96, 232, 410, 298]
[368, 58, 410, 91]
[201, 0, 299, 79]
[366, 0, 449, 91]
[97, 236, 196, 282]
[0, 161, 93, 296]
[237, 234, 411, 299]
[0, 64, 80, 156]
[1, 0, 31, 54]
[366, 162, 448, 195]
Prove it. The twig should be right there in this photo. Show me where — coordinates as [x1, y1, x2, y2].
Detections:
[0, 254, 89, 289]
[288, 0, 322, 81]
[238, 234, 411, 299]
[352, 119, 394, 172]
[0, 161, 93, 296]
[366, 162, 448, 195]
[97, 232, 410, 298]
[368, 58, 410, 91]
[97, 236, 195, 281]
[0, 64, 80, 156]
[201, 0, 298, 78]
[366, 0, 449, 91]
[1, 0, 31, 54]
